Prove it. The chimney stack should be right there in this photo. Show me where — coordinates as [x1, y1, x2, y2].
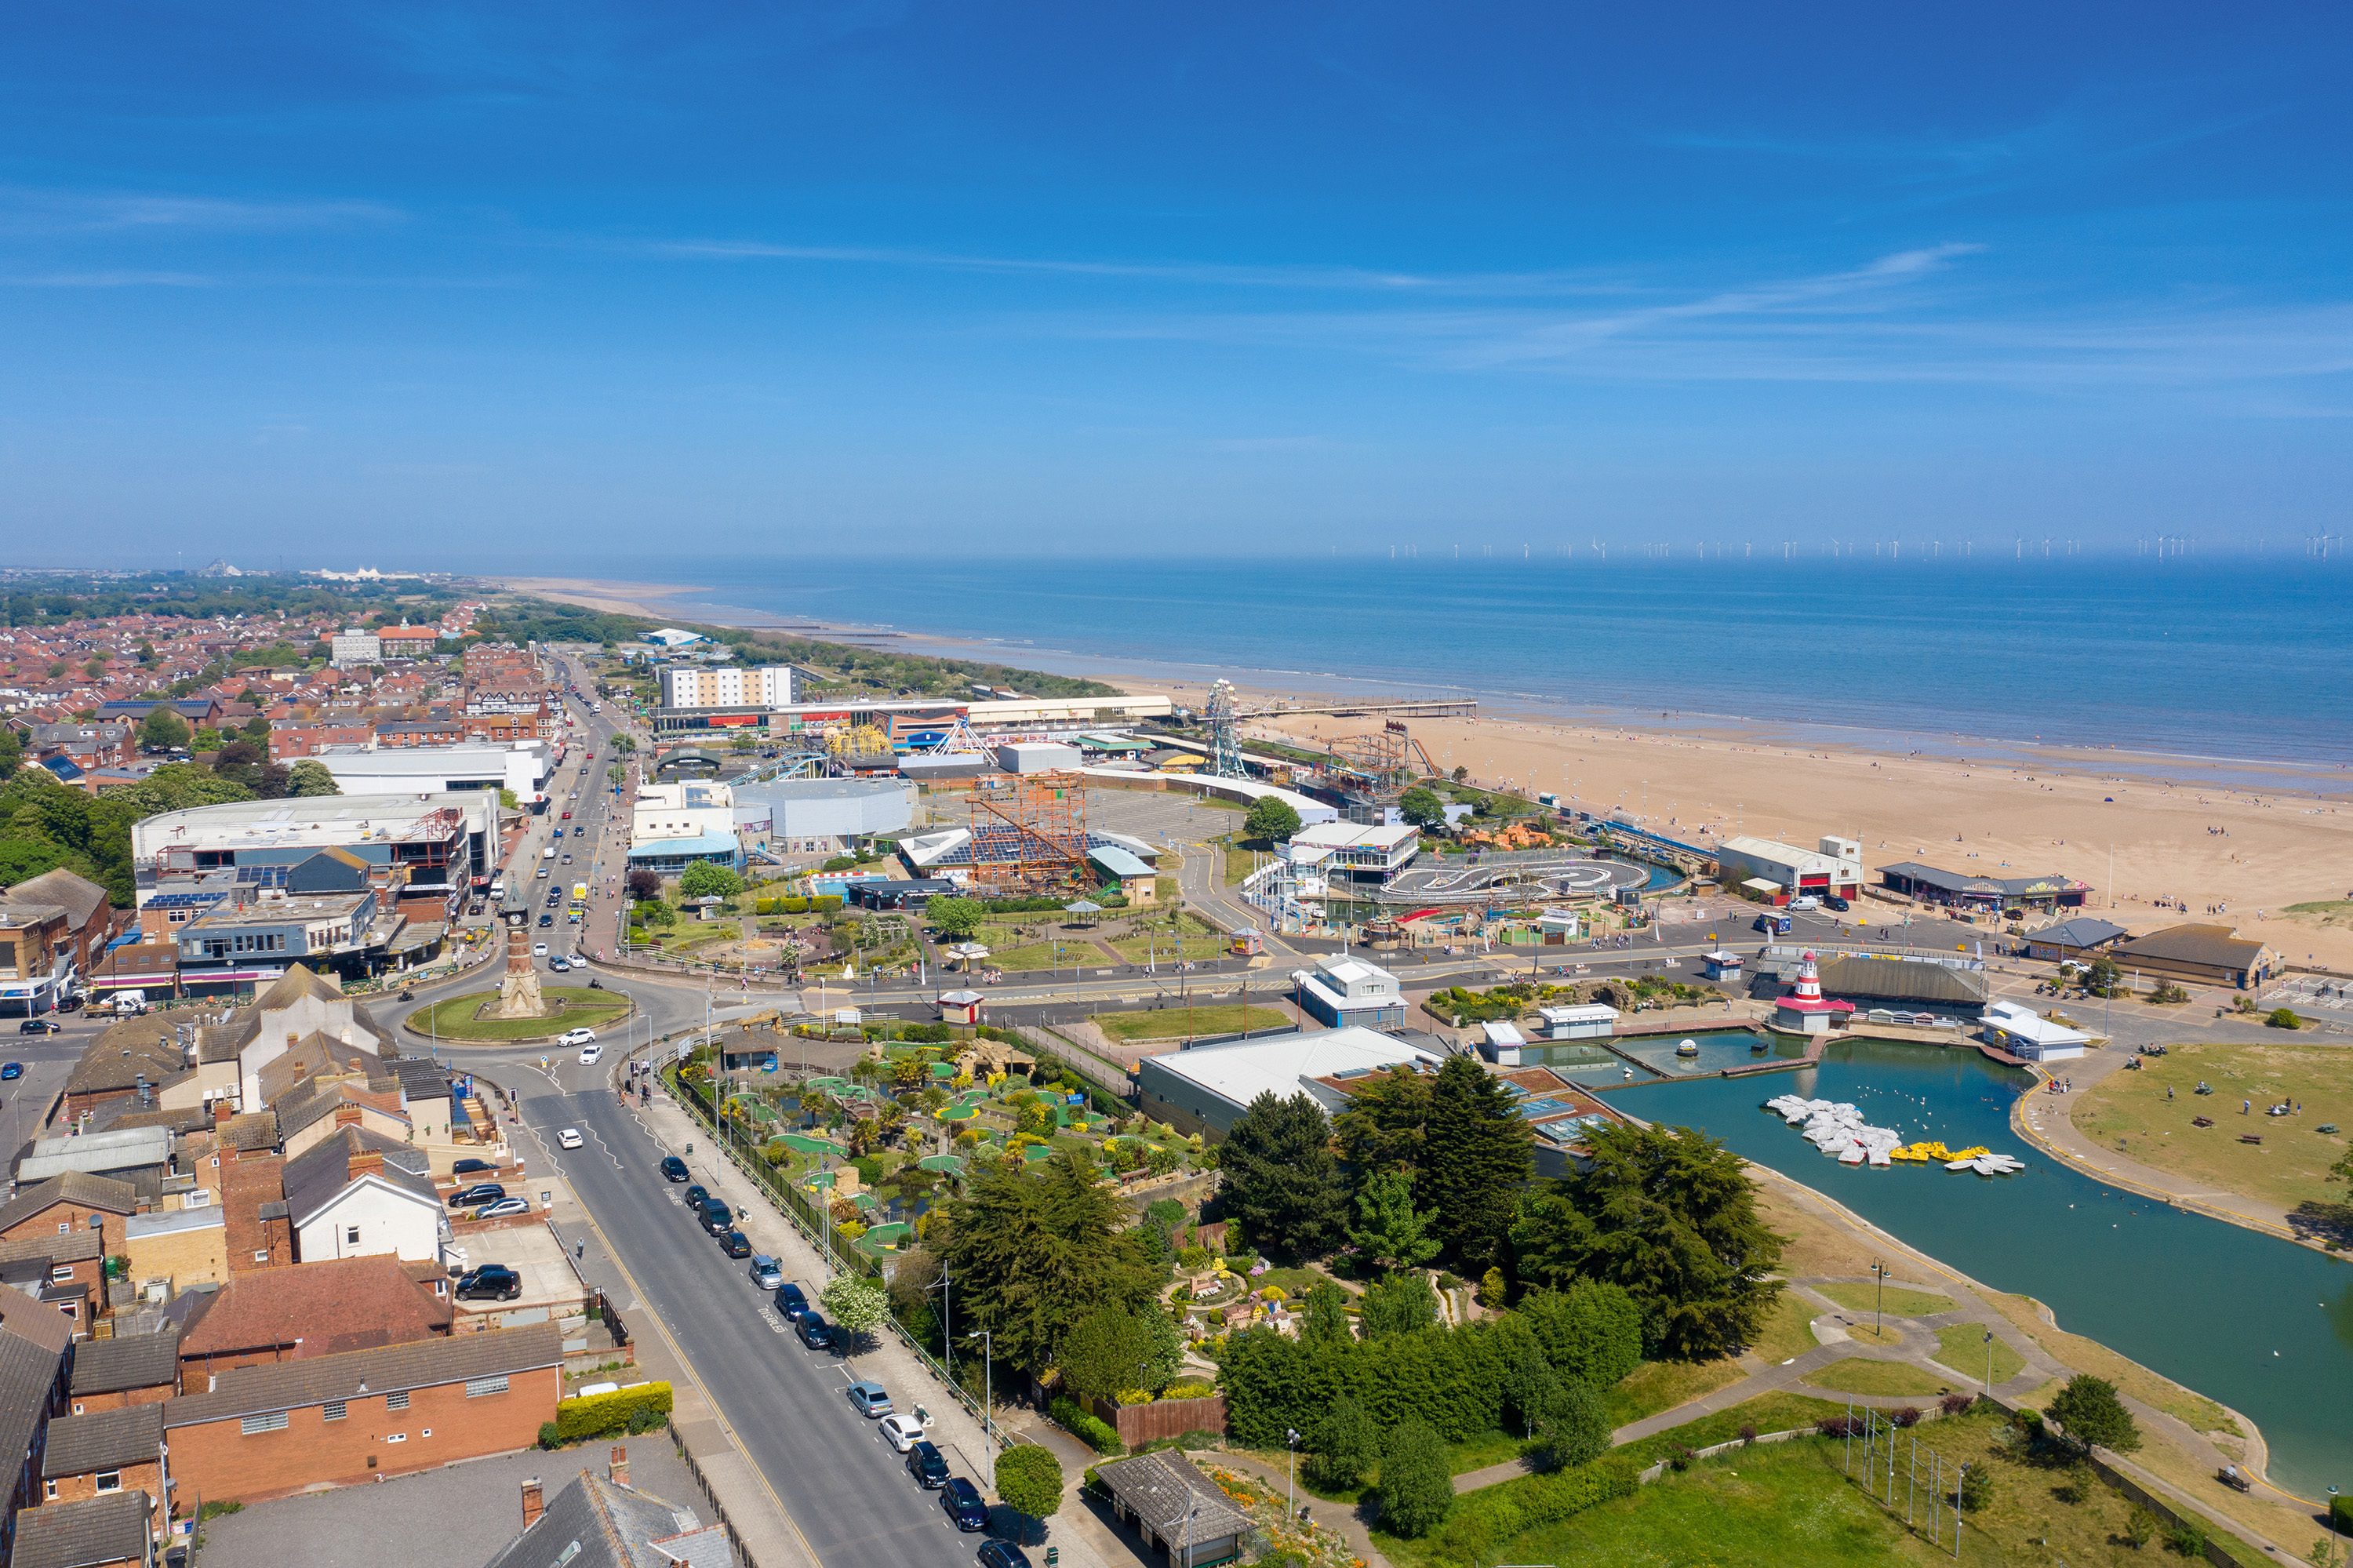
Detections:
[213, 1100, 231, 1126]
[520, 1478, 544, 1529]
[608, 1445, 629, 1488]
[333, 1105, 363, 1129]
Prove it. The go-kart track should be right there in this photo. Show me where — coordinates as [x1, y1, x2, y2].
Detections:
[1374, 849, 1651, 903]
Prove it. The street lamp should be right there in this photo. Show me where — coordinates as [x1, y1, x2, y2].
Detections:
[1286, 1428, 1300, 1515]
[965, 1330, 995, 1490]
[1871, 1261, 1890, 1340]
[1982, 1329, 1995, 1395]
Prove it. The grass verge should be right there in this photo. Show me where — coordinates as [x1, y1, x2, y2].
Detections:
[1602, 1357, 1748, 1429]
[1798, 1358, 1955, 1398]
[1928, 1324, 2024, 1388]
[1093, 1004, 1293, 1042]
[1812, 1281, 1955, 1319]
[410, 987, 629, 1041]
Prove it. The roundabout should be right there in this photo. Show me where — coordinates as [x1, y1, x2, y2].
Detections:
[401, 985, 638, 1044]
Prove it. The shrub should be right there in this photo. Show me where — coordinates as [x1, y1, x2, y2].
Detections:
[1891, 1406, 1922, 1428]
[1955, 1463, 1991, 1512]
[1737, 1424, 1758, 1445]
[539, 1420, 563, 1449]
[2166, 1520, 2209, 1556]
[1378, 1421, 1455, 1538]
[1665, 1444, 1694, 1472]
[2267, 1007, 2303, 1030]
[1940, 1392, 1976, 1416]
[1162, 1381, 1217, 1401]
[1049, 1396, 1126, 1455]
[556, 1381, 674, 1442]
[1816, 1415, 1863, 1439]
[1176, 1246, 1212, 1269]
[2122, 1508, 2157, 1548]
[1114, 1388, 1155, 1406]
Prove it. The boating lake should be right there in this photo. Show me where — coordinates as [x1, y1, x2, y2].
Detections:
[1606, 1037, 2353, 1500]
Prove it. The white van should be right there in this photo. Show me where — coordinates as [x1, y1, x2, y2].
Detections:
[543, 846, 558, 860]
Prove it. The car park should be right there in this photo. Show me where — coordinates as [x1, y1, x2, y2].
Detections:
[773, 1282, 809, 1320]
[718, 1230, 751, 1258]
[940, 1479, 987, 1532]
[558, 1128, 584, 1150]
[660, 1156, 689, 1182]
[978, 1539, 1032, 1568]
[878, 1414, 925, 1453]
[795, 1311, 834, 1349]
[475, 1197, 531, 1219]
[845, 1380, 891, 1417]
[455, 1264, 522, 1301]
[453, 1158, 498, 1177]
[904, 1441, 949, 1489]
[449, 1183, 504, 1207]
[748, 1255, 783, 1290]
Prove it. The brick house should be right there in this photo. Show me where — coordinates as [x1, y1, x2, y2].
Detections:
[5, 868, 122, 976]
[69, 1330, 180, 1414]
[176, 1256, 453, 1380]
[60, 1017, 191, 1122]
[217, 1154, 293, 1275]
[0, 1175, 141, 1261]
[9, 1490, 154, 1568]
[0, 1235, 106, 1320]
[122, 1207, 229, 1297]
[0, 1282, 78, 1566]
[38, 1404, 166, 1535]
[483, 1460, 730, 1568]
[162, 1324, 562, 1504]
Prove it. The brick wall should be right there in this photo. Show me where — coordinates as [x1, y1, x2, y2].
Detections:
[45, 1457, 164, 1534]
[125, 1217, 229, 1293]
[2, 1205, 127, 1259]
[165, 1363, 560, 1504]
[71, 1383, 174, 1414]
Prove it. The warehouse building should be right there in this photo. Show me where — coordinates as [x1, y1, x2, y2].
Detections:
[1133, 1025, 1445, 1139]
[733, 778, 915, 857]
[1716, 835, 1865, 904]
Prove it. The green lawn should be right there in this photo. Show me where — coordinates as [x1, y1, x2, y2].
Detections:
[1372, 1440, 1940, 1568]
[1798, 1358, 1955, 1398]
[1602, 1357, 1749, 1429]
[409, 987, 630, 1041]
[1811, 1282, 1955, 1319]
[1928, 1324, 2024, 1388]
[1612, 1390, 1853, 1469]
[1260, 1428, 1539, 1506]
[1104, 931, 1231, 962]
[1093, 1004, 1292, 1042]
[1750, 1290, 1821, 1365]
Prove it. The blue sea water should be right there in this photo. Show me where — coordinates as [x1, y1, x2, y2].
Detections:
[603, 555, 2353, 778]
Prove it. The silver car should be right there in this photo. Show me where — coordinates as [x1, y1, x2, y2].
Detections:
[748, 1254, 783, 1290]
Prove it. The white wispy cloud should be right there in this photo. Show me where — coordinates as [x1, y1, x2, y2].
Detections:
[0, 270, 213, 287]
[0, 188, 403, 236]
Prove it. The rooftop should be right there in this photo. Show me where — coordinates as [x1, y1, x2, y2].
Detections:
[70, 1327, 180, 1395]
[43, 1402, 164, 1479]
[1143, 1025, 1444, 1113]
[11, 1490, 155, 1568]
[180, 1254, 453, 1360]
[165, 1322, 562, 1428]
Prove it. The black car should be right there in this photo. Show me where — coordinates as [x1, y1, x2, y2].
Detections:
[773, 1282, 809, 1320]
[660, 1155, 689, 1182]
[1824, 893, 1851, 912]
[940, 1478, 987, 1531]
[18, 1018, 61, 1035]
[904, 1441, 949, 1489]
[454, 1264, 521, 1301]
[978, 1541, 1032, 1568]
[537, 914, 555, 927]
[699, 1200, 733, 1235]
[448, 1183, 504, 1208]
[718, 1229, 751, 1258]
[683, 1184, 708, 1208]
[795, 1311, 834, 1349]
[451, 1158, 498, 1178]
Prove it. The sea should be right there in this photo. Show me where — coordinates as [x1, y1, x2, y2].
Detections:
[581, 555, 2353, 788]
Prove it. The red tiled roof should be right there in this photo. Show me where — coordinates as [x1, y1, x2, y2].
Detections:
[179, 1255, 453, 1362]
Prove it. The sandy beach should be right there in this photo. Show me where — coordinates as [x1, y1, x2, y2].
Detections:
[503, 573, 2353, 973]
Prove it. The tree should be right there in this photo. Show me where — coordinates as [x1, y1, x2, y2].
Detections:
[1243, 795, 1302, 843]
[1423, 1055, 1532, 1270]
[1504, 1348, 1562, 1439]
[1347, 1168, 1441, 1274]
[1357, 1273, 1438, 1339]
[1219, 1091, 1348, 1257]
[932, 1148, 1158, 1373]
[929, 897, 984, 940]
[1450, 765, 1468, 783]
[1511, 1122, 1784, 1362]
[2046, 1374, 2140, 1457]
[1332, 1064, 1430, 1174]
[678, 860, 744, 900]
[1059, 1306, 1162, 1401]
[1539, 1378, 1612, 1469]
[819, 1276, 890, 1350]
[1377, 1420, 1453, 1538]
[1311, 1396, 1380, 1490]
[285, 760, 340, 797]
[1396, 787, 1448, 833]
[627, 868, 664, 901]
[1300, 1280, 1354, 1348]
[1514, 1280, 1644, 1391]
[994, 1443, 1063, 1539]
[0, 725, 22, 777]
[139, 705, 190, 751]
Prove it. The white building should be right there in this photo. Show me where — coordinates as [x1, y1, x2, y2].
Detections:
[1133, 1024, 1445, 1137]
[284, 1127, 449, 1264]
[1980, 999, 2090, 1061]
[1715, 834, 1865, 904]
[627, 780, 742, 871]
[1292, 952, 1406, 1028]
[733, 778, 914, 855]
[307, 742, 552, 803]
[658, 664, 794, 710]
[645, 628, 705, 648]
[329, 628, 382, 668]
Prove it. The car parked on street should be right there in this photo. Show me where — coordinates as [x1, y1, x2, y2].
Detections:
[845, 1380, 891, 1417]
[453, 1158, 498, 1177]
[698, 1199, 732, 1234]
[904, 1441, 949, 1489]
[683, 1184, 707, 1208]
[977, 1538, 1031, 1568]
[878, 1413, 925, 1453]
[748, 1255, 783, 1290]
[940, 1479, 987, 1532]
[448, 1183, 504, 1208]
[718, 1229, 751, 1257]
[455, 1264, 522, 1301]
[773, 1282, 809, 1320]
[660, 1156, 689, 1182]
[794, 1311, 833, 1349]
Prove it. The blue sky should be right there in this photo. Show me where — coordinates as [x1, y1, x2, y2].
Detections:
[3, 1, 2349, 564]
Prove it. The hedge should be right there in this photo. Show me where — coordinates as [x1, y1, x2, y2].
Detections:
[556, 1381, 675, 1442]
[1050, 1396, 1126, 1455]
[1424, 1457, 1639, 1565]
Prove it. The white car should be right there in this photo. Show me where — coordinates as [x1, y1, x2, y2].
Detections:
[877, 1413, 926, 1453]
[532, 943, 550, 956]
[558, 1128, 584, 1150]
[557, 1026, 596, 1046]
[577, 1043, 603, 1065]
